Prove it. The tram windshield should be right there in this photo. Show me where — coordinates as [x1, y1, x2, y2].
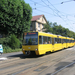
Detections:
[23, 32, 38, 45]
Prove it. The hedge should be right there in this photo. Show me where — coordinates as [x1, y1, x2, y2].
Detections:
[3, 48, 22, 53]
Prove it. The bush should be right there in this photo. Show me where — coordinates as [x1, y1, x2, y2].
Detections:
[0, 38, 5, 44]
[0, 34, 22, 53]
[9, 34, 21, 49]
[3, 45, 12, 53]
[0, 37, 10, 45]
[3, 48, 22, 53]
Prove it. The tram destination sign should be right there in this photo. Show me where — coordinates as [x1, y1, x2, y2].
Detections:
[24, 32, 38, 36]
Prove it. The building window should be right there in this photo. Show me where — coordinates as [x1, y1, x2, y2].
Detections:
[42, 17, 43, 22]
[42, 24, 44, 28]
[38, 30, 40, 32]
[30, 23, 33, 31]
[38, 23, 40, 28]
[30, 24, 32, 27]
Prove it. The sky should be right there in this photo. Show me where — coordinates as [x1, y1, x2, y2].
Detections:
[24, 0, 75, 32]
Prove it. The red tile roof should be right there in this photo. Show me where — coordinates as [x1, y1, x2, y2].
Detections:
[31, 15, 43, 21]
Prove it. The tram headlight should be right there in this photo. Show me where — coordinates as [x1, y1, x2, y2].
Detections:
[35, 49, 38, 51]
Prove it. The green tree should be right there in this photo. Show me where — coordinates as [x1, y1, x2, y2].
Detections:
[57, 25, 64, 35]
[52, 22, 58, 34]
[0, 0, 32, 37]
[9, 34, 21, 49]
[43, 21, 53, 33]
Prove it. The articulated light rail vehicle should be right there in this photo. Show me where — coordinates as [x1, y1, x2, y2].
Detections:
[22, 32, 74, 55]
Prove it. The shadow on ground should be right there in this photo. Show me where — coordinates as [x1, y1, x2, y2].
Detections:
[7, 48, 66, 59]
[7, 53, 44, 59]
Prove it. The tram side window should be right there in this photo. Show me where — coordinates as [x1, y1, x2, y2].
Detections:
[57, 38, 59, 43]
[50, 37, 52, 44]
[71, 40, 72, 43]
[61, 39, 63, 44]
[65, 39, 66, 43]
[55, 38, 61, 43]
[70, 40, 71, 43]
[67, 40, 68, 43]
[55, 38, 58, 43]
[39, 36, 43, 44]
[52, 38, 54, 45]
[57, 38, 61, 43]
[43, 36, 48, 44]
[66, 39, 68, 43]
[67, 40, 69, 43]
[60, 39, 62, 43]
[59, 38, 61, 43]
[65, 39, 67, 43]
[63, 39, 64, 43]
[48, 37, 52, 44]
[69, 40, 70, 43]
[63, 39, 66, 43]
[39, 36, 52, 44]
[68, 40, 69, 43]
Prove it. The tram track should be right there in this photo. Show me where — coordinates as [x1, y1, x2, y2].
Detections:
[0, 49, 70, 68]
[10, 48, 75, 74]
[0, 47, 75, 75]
[51, 61, 75, 75]
[19, 48, 75, 75]
[23, 50, 75, 75]
[38, 52, 75, 75]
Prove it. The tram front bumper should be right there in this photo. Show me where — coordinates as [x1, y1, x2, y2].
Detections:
[22, 49, 39, 55]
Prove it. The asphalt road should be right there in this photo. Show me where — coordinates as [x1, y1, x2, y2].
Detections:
[0, 46, 75, 75]
[0, 51, 24, 58]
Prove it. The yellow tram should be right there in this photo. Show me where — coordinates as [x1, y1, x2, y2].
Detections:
[22, 32, 75, 55]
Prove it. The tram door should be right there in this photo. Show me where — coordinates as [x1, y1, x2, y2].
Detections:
[52, 38, 54, 45]
[52, 38, 54, 52]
